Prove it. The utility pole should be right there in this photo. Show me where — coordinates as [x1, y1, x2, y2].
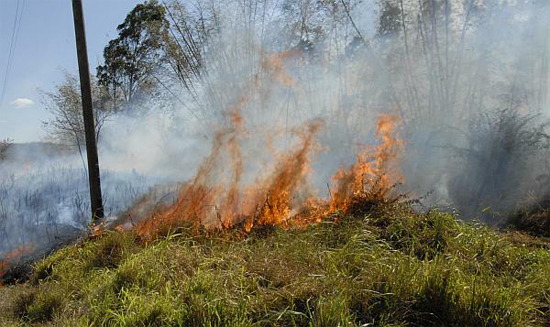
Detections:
[72, 0, 104, 221]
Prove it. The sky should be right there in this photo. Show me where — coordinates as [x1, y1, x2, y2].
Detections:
[0, 0, 144, 143]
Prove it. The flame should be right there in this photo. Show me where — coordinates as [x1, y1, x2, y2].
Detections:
[135, 117, 323, 239]
[0, 243, 34, 283]
[260, 49, 297, 88]
[132, 49, 403, 240]
[245, 119, 323, 231]
[330, 114, 403, 212]
[89, 221, 105, 239]
[134, 113, 402, 240]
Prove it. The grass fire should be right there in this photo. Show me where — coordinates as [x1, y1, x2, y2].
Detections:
[1, 0, 550, 326]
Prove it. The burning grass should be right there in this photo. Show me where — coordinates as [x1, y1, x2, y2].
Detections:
[1, 203, 550, 326]
[133, 112, 404, 242]
[3, 76, 549, 326]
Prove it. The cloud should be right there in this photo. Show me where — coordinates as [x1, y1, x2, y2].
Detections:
[10, 98, 35, 108]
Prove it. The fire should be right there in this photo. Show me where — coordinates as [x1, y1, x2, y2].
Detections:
[260, 49, 297, 88]
[135, 117, 323, 239]
[134, 113, 402, 240]
[0, 243, 34, 283]
[245, 119, 323, 230]
[132, 49, 404, 240]
[329, 114, 403, 212]
[89, 220, 105, 239]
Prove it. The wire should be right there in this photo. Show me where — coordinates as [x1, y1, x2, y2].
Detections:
[0, 0, 25, 108]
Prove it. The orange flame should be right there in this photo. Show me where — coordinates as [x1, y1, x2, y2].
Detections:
[245, 119, 323, 231]
[135, 117, 323, 239]
[0, 243, 34, 283]
[134, 113, 402, 240]
[329, 114, 403, 212]
[132, 49, 403, 240]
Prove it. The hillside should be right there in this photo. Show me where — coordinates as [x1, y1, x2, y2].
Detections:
[1, 204, 549, 326]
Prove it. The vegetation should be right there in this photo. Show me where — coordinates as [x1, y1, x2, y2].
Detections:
[97, 0, 168, 109]
[508, 201, 550, 238]
[41, 72, 113, 147]
[448, 109, 550, 219]
[1, 203, 549, 326]
[0, 138, 12, 161]
[0, 167, 157, 261]
[2, 1, 550, 325]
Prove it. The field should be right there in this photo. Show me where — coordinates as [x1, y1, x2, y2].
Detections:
[1, 203, 549, 326]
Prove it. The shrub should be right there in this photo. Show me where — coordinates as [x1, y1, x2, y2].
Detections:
[448, 109, 550, 220]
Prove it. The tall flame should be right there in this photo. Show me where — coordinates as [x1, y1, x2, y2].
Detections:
[133, 50, 404, 240]
[134, 113, 402, 240]
[134, 117, 323, 239]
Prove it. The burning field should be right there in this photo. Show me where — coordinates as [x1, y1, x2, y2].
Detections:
[2, 0, 550, 325]
[2, 196, 550, 326]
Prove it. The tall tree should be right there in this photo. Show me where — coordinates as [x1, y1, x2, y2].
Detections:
[161, 1, 205, 93]
[96, 0, 169, 110]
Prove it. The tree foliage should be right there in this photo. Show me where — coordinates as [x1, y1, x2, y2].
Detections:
[377, 0, 401, 37]
[96, 0, 169, 109]
[161, 1, 205, 92]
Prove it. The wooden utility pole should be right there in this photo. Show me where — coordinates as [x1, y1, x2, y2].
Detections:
[72, 0, 104, 221]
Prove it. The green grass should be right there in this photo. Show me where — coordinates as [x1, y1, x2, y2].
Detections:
[1, 204, 549, 326]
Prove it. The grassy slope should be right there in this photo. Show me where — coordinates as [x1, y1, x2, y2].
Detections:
[1, 205, 549, 326]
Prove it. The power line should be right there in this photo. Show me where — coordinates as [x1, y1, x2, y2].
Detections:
[0, 0, 25, 108]
[0, 0, 24, 107]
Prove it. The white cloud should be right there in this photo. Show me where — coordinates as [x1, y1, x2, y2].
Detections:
[10, 98, 35, 108]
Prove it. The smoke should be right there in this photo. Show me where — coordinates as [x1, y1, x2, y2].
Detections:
[0, 161, 163, 258]
[388, 0, 550, 219]
[153, 0, 550, 222]
[2, 0, 550, 266]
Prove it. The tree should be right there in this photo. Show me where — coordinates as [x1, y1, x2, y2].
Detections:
[96, 0, 169, 110]
[377, 0, 401, 37]
[42, 72, 112, 149]
[0, 138, 12, 161]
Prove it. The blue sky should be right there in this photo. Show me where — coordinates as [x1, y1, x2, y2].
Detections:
[0, 0, 143, 142]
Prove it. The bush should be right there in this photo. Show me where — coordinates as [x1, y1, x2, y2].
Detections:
[508, 206, 550, 238]
[448, 109, 550, 220]
[0, 138, 12, 161]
